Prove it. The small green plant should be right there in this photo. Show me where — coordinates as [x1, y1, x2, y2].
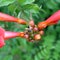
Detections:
[0, 0, 60, 60]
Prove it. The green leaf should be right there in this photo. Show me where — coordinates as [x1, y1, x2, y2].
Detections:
[23, 4, 39, 13]
[8, 4, 17, 14]
[55, 0, 60, 3]
[46, 0, 58, 9]
[3, 55, 13, 60]
[35, 55, 39, 60]
[18, 0, 35, 6]
[0, 0, 16, 7]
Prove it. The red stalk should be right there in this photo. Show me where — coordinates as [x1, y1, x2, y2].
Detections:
[0, 12, 27, 24]
[45, 10, 60, 25]
[0, 36, 5, 48]
[38, 10, 60, 30]
[4, 31, 25, 40]
[0, 27, 25, 48]
[0, 27, 5, 48]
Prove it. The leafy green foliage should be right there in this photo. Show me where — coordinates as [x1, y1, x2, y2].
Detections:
[0, 0, 16, 7]
[0, 0, 60, 60]
[17, 0, 35, 6]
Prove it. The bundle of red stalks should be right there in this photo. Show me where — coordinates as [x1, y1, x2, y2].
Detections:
[0, 10, 60, 48]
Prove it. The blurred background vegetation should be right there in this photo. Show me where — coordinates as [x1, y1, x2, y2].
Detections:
[0, 0, 60, 60]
